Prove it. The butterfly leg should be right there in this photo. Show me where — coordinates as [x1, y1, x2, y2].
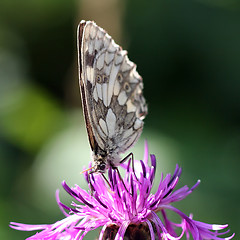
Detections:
[114, 167, 133, 196]
[101, 173, 112, 189]
[120, 152, 133, 164]
[120, 152, 139, 182]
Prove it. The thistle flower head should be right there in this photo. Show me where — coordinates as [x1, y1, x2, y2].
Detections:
[10, 143, 234, 240]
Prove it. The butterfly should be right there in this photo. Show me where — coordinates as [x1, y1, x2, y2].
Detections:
[77, 20, 147, 173]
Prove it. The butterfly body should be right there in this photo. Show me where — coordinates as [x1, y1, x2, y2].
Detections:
[77, 20, 147, 173]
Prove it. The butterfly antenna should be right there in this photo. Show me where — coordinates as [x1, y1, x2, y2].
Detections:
[80, 166, 94, 174]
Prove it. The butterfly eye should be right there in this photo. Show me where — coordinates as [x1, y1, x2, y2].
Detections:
[99, 163, 106, 171]
[96, 74, 102, 83]
[117, 73, 123, 82]
[124, 82, 131, 92]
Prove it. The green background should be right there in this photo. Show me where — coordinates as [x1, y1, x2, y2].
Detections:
[0, 0, 239, 239]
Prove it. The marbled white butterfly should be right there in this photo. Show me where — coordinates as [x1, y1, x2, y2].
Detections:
[77, 20, 147, 173]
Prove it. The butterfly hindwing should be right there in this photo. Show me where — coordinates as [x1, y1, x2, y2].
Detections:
[78, 20, 147, 157]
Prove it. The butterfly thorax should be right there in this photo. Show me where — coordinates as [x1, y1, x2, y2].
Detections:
[92, 149, 120, 173]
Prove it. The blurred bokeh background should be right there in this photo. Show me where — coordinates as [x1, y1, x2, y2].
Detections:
[0, 0, 239, 239]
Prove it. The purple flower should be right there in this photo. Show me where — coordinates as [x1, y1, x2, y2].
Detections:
[10, 143, 234, 240]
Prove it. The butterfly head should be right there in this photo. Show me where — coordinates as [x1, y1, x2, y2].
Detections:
[92, 154, 108, 173]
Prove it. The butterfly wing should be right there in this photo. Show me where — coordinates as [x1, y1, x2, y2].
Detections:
[77, 20, 147, 155]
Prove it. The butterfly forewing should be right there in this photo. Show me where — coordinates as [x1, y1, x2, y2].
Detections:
[78, 20, 147, 170]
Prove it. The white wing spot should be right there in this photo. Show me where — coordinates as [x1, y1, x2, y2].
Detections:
[114, 51, 126, 65]
[108, 64, 120, 106]
[133, 69, 141, 79]
[121, 56, 134, 72]
[105, 52, 115, 65]
[96, 83, 103, 100]
[117, 91, 128, 105]
[95, 39, 103, 51]
[99, 118, 108, 135]
[93, 86, 98, 101]
[90, 24, 97, 39]
[108, 40, 118, 52]
[86, 66, 94, 83]
[129, 68, 140, 83]
[102, 83, 108, 106]
[97, 27, 104, 39]
[103, 34, 111, 48]
[103, 64, 112, 76]
[97, 125, 106, 138]
[106, 109, 116, 137]
[84, 24, 90, 40]
[114, 80, 121, 96]
[96, 53, 105, 70]
[134, 119, 143, 129]
[126, 99, 136, 113]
